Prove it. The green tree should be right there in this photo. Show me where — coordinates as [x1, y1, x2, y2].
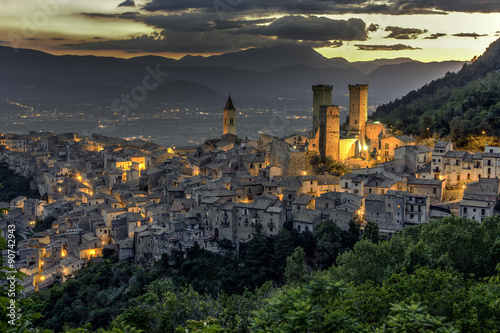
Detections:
[272, 228, 296, 280]
[362, 221, 380, 243]
[384, 302, 458, 333]
[284, 247, 309, 285]
[314, 219, 343, 267]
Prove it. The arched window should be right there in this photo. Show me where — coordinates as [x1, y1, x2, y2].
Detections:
[230, 118, 233, 125]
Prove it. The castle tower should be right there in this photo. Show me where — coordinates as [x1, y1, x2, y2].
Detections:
[223, 95, 236, 135]
[348, 84, 369, 135]
[312, 85, 333, 131]
[348, 84, 369, 158]
[319, 105, 340, 161]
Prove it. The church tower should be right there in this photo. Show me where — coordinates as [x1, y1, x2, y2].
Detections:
[319, 105, 340, 161]
[312, 85, 333, 132]
[223, 95, 236, 135]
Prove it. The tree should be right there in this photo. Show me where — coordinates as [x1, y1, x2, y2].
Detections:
[343, 220, 361, 250]
[242, 223, 273, 288]
[314, 219, 344, 267]
[272, 228, 296, 280]
[284, 247, 308, 284]
[385, 302, 458, 333]
[362, 221, 380, 243]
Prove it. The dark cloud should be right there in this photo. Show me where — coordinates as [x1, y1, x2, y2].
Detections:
[452, 32, 488, 38]
[355, 43, 421, 51]
[140, 0, 500, 15]
[425, 33, 447, 39]
[80, 12, 140, 19]
[51, 37, 66, 41]
[384, 26, 427, 39]
[61, 30, 333, 54]
[367, 23, 379, 32]
[118, 0, 135, 7]
[243, 16, 368, 41]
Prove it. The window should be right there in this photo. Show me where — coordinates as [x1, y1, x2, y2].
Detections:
[325, 203, 329, 208]
[481, 209, 486, 215]
[467, 173, 471, 180]
[385, 143, 389, 149]
[229, 118, 233, 125]
[457, 175, 460, 181]
[410, 187, 414, 193]
[488, 168, 491, 175]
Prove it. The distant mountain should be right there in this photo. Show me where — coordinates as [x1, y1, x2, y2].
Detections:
[350, 57, 416, 74]
[372, 37, 500, 146]
[176, 44, 345, 72]
[0, 45, 464, 112]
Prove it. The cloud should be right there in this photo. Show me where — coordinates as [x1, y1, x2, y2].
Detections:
[81, 12, 140, 19]
[425, 33, 447, 39]
[367, 23, 379, 32]
[384, 26, 427, 39]
[355, 43, 421, 51]
[140, 0, 500, 15]
[61, 30, 332, 54]
[118, 0, 135, 7]
[243, 16, 368, 41]
[51, 37, 66, 41]
[452, 32, 488, 38]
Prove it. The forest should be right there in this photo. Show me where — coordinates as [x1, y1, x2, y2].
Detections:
[1, 215, 499, 332]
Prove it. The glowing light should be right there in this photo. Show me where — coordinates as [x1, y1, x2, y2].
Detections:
[139, 163, 144, 170]
[363, 145, 368, 151]
[439, 176, 444, 180]
[302, 171, 307, 175]
[77, 176, 81, 181]
[40, 276, 45, 281]
[89, 250, 95, 255]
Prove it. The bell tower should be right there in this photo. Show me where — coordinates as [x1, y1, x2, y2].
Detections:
[223, 95, 236, 135]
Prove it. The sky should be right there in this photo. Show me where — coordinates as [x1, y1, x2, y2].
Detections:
[1, 0, 500, 62]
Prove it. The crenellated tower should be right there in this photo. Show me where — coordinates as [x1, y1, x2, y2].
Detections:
[348, 84, 369, 135]
[319, 105, 340, 161]
[223, 95, 236, 135]
[312, 85, 333, 132]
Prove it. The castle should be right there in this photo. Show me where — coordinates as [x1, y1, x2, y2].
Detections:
[222, 84, 385, 164]
[307, 84, 384, 161]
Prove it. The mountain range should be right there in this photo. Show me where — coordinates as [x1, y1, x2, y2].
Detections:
[0, 44, 464, 111]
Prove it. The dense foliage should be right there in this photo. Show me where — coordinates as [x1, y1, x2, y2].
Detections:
[3, 216, 498, 332]
[0, 162, 40, 202]
[372, 38, 500, 147]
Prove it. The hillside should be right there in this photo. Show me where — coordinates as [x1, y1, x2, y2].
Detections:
[372, 37, 500, 146]
[5, 216, 499, 332]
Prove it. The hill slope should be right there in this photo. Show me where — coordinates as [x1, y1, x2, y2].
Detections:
[372, 38, 500, 145]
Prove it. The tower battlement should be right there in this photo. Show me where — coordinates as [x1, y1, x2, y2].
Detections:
[312, 85, 333, 132]
[348, 84, 369, 91]
[312, 85, 333, 91]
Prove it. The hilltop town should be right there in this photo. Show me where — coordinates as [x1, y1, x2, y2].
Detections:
[1, 84, 499, 294]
